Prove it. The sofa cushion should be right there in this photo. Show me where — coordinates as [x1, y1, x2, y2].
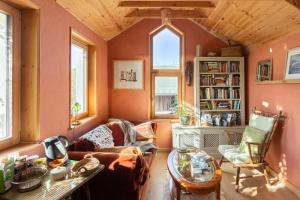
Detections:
[134, 122, 154, 141]
[106, 122, 125, 146]
[80, 125, 114, 148]
[74, 139, 95, 151]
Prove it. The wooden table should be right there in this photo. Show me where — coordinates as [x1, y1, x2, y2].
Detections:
[167, 149, 222, 200]
[0, 164, 104, 200]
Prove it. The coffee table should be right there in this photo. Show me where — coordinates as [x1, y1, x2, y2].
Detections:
[167, 149, 222, 200]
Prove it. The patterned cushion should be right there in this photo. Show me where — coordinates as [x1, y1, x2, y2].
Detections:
[218, 145, 251, 164]
[249, 113, 275, 132]
[134, 122, 154, 141]
[80, 125, 114, 148]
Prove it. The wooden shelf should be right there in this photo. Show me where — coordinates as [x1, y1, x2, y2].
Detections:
[200, 72, 240, 75]
[201, 109, 241, 112]
[201, 99, 240, 101]
[256, 80, 300, 85]
[200, 86, 240, 88]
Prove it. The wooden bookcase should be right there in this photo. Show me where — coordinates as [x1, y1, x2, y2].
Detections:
[194, 57, 245, 127]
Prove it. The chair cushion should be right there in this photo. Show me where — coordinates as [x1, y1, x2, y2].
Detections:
[249, 113, 275, 132]
[218, 145, 251, 164]
[239, 126, 268, 153]
[106, 122, 125, 146]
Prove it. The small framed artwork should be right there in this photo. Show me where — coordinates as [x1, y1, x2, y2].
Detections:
[285, 47, 300, 80]
[256, 59, 272, 81]
[113, 60, 144, 89]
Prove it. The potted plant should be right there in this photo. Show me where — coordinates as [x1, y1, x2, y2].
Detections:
[71, 102, 81, 126]
[172, 102, 194, 126]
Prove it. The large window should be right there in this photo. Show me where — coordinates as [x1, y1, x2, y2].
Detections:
[71, 40, 88, 118]
[0, 2, 20, 149]
[150, 26, 183, 118]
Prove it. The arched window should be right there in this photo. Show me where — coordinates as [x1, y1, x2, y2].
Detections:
[150, 25, 183, 118]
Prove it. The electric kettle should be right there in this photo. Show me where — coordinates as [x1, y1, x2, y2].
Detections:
[42, 135, 70, 166]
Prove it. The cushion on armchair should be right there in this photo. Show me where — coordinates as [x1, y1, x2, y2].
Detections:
[239, 126, 268, 154]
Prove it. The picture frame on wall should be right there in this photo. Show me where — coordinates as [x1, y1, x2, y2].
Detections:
[113, 60, 144, 89]
[256, 59, 272, 81]
[285, 47, 300, 80]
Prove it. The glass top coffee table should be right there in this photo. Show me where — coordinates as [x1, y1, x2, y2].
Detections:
[167, 149, 222, 200]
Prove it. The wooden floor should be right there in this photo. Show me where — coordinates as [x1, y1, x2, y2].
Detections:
[143, 152, 300, 200]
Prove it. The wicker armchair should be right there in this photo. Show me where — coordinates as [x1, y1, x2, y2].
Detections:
[218, 109, 283, 191]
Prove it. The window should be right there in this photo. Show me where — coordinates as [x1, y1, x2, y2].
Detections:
[150, 26, 183, 118]
[71, 40, 88, 118]
[0, 2, 20, 150]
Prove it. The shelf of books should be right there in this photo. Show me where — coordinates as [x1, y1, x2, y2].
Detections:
[194, 57, 245, 128]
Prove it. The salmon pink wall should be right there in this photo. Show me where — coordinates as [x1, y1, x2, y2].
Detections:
[21, 0, 108, 156]
[248, 32, 300, 188]
[108, 19, 226, 149]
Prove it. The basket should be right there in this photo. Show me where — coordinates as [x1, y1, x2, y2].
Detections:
[71, 154, 100, 177]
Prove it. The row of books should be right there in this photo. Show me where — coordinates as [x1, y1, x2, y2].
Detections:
[200, 61, 240, 73]
[200, 112, 241, 127]
[200, 88, 240, 99]
[200, 75, 240, 86]
[200, 100, 241, 110]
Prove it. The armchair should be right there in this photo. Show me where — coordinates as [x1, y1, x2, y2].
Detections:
[218, 109, 283, 191]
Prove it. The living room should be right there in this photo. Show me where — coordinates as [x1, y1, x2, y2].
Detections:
[0, 0, 300, 200]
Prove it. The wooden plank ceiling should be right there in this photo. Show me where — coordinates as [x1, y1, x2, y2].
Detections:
[56, 0, 300, 49]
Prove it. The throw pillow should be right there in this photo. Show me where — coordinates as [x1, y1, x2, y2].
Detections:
[239, 126, 268, 155]
[134, 122, 154, 141]
[80, 125, 114, 148]
[106, 122, 125, 146]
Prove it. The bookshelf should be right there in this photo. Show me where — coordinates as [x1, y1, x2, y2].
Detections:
[194, 57, 245, 127]
[171, 57, 245, 156]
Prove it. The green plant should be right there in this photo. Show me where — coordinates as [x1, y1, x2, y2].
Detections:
[172, 101, 194, 117]
[71, 102, 81, 126]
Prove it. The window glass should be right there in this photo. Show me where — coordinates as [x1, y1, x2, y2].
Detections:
[0, 12, 12, 140]
[155, 76, 178, 115]
[153, 28, 180, 69]
[71, 42, 88, 114]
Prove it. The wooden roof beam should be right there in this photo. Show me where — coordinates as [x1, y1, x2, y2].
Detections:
[119, 1, 215, 8]
[125, 8, 207, 19]
[286, 0, 300, 9]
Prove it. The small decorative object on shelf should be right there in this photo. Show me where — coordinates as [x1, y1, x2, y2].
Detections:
[194, 57, 245, 127]
[257, 59, 272, 81]
[71, 102, 81, 126]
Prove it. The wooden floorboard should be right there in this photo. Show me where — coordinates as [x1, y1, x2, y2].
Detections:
[143, 152, 300, 200]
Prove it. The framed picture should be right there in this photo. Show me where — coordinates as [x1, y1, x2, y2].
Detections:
[285, 48, 300, 80]
[256, 59, 272, 81]
[113, 60, 144, 89]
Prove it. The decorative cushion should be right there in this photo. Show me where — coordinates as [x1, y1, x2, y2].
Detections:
[239, 126, 268, 154]
[106, 122, 125, 146]
[218, 145, 251, 164]
[74, 139, 95, 151]
[80, 125, 114, 148]
[249, 113, 275, 132]
[133, 122, 154, 141]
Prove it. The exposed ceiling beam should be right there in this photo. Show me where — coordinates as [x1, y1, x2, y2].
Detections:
[286, 0, 300, 8]
[125, 8, 207, 19]
[119, 1, 215, 8]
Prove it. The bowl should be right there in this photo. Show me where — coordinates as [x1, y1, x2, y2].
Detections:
[11, 166, 48, 192]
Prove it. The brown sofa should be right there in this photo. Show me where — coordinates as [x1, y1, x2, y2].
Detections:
[68, 121, 157, 200]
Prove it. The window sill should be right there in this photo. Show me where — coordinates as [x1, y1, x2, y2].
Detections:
[151, 118, 179, 123]
[0, 143, 40, 159]
[69, 115, 97, 129]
